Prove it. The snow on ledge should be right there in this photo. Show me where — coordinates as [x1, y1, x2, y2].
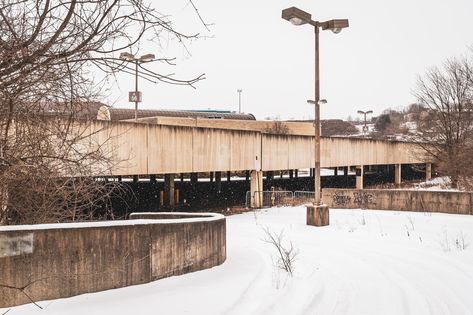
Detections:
[0, 212, 224, 232]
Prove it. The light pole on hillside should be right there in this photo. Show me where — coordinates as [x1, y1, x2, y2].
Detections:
[357, 110, 373, 135]
[282, 7, 349, 206]
[237, 89, 243, 113]
[119, 52, 156, 121]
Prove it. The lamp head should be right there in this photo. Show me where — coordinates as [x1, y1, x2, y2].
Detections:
[139, 54, 155, 62]
[119, 52, 136, 61]
[321, 19, 349, 33]
[282, 7, 312, 26]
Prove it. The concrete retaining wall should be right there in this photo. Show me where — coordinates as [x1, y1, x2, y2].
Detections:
[322, 189, 473, 215]
[0, 212, 226, 308]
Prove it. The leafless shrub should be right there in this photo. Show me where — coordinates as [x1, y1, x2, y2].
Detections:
[262, 227, 299, 276]
[263, 121, 290, 135]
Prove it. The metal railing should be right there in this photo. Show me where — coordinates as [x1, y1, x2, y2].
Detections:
[245, 190, 315, 208]
[294, 191, 315, 205]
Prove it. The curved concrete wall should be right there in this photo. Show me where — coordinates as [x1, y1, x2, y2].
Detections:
[0, 212, 226, 308]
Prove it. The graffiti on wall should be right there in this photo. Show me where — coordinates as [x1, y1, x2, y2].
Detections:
[329, 190, 377, 208]
[332, 192, 352, 206]
[353, 191, 377, 206]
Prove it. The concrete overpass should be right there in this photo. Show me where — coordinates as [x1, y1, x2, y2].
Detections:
[87, 119, 431, 207]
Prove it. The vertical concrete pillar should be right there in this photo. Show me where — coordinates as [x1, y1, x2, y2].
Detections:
[164, 174, 175, 207]
[250, 170, 263, 208]
[334, 168, 338, 176]
[215, 171, 222, 193]
[190, 172, 198, 185]
[150, 175, 156, 183]
[227, 171, 231, 182]
[356, 165, 363, 189]
[395, 164, 402, 186]
[426, 163, 432, 181]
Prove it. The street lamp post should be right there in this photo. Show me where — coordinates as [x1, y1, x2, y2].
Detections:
[119, 52, 156, 121]
[237, 89, 243, 113]
[357, 110, 373, 135]
[282, 7, 349, 206]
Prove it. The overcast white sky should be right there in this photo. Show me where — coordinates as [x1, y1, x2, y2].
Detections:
[105, 0, 473, 120]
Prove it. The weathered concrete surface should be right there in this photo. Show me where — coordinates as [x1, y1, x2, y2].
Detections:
[0, 213, 226, 308]
[323, 188, 473, 215]
[307, 205, 330, 226]
[81, 120, 430, 176]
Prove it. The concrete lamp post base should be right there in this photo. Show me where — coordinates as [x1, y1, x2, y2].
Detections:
[307, 204, 329, 226]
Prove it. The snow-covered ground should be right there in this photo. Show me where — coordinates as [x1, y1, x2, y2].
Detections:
[4, 207, 473, 315]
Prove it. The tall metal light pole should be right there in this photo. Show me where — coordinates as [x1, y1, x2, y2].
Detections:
[119, 52, 156, 121]
[282, 7, 348, 206]
[357, 110, 373, 135]
[237, 89, 243, 113]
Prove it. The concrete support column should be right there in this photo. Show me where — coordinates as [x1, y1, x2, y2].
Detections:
[190, 172, 198, 185]
[150, 175, 156, 183]
[426, 163, 432, 181]
[395, 164, 402, 186]
[356, 165, 364, 189]
[250, 170, 263, 208]
[215, 171, 222, 193]
[164, 174, 175, 207]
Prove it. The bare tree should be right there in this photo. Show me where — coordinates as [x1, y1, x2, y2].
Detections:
[414, 55, 473, 189]
[0, 1, 206, 224]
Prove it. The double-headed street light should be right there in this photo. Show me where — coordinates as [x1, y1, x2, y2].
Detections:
[119, 52, 156, 121]
[282, 7, 348, 206]
[357, 110, 373, 135]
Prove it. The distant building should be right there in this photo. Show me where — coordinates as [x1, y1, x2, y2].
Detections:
[97, 106, 256, 121]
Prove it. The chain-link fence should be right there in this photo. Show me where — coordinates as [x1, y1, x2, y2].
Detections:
[245, 190, 315, 208]
[294, 191, 315, 205]
[245, 190, 293, 208]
